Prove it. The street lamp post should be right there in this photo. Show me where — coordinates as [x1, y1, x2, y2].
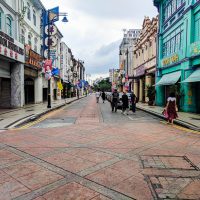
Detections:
[46, 8, 68, 108]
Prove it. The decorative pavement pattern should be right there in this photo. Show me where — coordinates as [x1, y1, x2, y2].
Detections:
[0, 96, 200, 199]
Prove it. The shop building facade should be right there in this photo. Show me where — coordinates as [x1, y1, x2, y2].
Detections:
[133, 16, 158, 103]
[154, 0, 200, 113]
[0, 0, 25, 108]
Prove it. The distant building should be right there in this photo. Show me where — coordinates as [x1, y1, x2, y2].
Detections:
[133, 16, 158, 103]
[119, 29, 141, 92]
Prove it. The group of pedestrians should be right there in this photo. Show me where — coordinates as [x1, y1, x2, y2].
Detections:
[111, 89, 137, 114]
[95, 89, 106, 103]
[95, 89, 137, 114]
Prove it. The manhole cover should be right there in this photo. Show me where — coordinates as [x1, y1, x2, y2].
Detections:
[140, 155, 199, 171]
[145, 175, 200, 200]
[26, 109, 34, 112]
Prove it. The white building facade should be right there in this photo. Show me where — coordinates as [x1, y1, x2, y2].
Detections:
[19, 0, 44, 105]
[0, 0, 25, 108]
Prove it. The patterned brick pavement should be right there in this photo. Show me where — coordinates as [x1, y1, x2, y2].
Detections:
[0, 96, 200, 199]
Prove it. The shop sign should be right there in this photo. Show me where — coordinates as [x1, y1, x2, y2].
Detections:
[0, 31, 24, 63]
[135, 65, 145, 77]
[190, 41, 200, 56]
[162, 54, 179, 67]
[25, 46, 43, 68]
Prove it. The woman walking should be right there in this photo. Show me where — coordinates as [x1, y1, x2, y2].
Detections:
[165, 92, 178, 124]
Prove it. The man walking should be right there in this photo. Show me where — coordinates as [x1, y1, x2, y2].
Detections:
[111, 89, 119, 112]
[122, 91, 129, 115]
[101, 91, 106, 103]
[130, 92, 137, 113]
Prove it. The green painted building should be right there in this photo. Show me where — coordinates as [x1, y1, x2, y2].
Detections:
[154, 0, 200, 113]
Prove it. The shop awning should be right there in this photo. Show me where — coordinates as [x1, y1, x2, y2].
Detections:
[182, 69, 200, 83]
[156, 71, 181, 86]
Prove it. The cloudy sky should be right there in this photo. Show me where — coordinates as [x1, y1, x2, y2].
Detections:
[41, 0, 158, 80]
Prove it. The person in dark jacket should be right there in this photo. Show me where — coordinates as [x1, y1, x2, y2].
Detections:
[122, 91, 129, 115]
[101, 91, 106, 103]
[130, 92, 137, 113]
[111, 89, 119, 112]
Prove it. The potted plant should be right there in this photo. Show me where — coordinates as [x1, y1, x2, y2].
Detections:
[146, 85, 155, 106]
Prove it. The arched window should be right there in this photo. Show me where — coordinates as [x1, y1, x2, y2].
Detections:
[6, 16, 12, 36]
[33, 10, 36, 26]
[28, 34, 32, 46]
[27, 3, 31, 20]
[34, 37, 38, 52]
[20, 29, 25, 44]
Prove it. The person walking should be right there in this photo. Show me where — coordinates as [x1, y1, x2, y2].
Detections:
[130, 92, 137, 113]
[111, 89, 119, 112]
[122, 91, 129, 115]
[95, 90, 101, 103]
[101, 91, 106, 103]
[165, 92, 178, 124]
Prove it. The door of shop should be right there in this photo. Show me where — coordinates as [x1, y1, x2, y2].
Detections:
[25, 78, 34, 104]
[43, 88, 47, 101]
[195, 82, 200, 113]
[0, 78, 11, 108]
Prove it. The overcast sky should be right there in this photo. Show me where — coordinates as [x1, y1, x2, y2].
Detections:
[41, 0, 158, 80]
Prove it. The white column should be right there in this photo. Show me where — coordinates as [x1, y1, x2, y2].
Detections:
[34, 75, 43, 103]
[139, 78, 143, 101]
[11, 63, 24, 107]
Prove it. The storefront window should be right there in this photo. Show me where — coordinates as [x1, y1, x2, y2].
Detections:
[6, 16, 12, 37]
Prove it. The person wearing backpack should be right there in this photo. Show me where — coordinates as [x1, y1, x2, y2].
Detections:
[111, 89, 119, 112]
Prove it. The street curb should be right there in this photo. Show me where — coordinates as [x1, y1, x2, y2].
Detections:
[136, 106, 200, 132]
[5, 97, 85, 129]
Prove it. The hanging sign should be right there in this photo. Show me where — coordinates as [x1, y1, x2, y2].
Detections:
[44, 59, 53, 72]
[45, 25, 57, 36]
[45, 36, 57, 47]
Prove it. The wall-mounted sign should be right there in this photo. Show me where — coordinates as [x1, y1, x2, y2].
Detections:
[0, 31, 24, 63]
[162, 54, 179, 67]
[135, 65, 145, 77]
[25, 45, 42, 68]
[190, 41, 200, 56]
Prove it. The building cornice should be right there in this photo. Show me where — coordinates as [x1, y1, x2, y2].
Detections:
[0, 0, 17, 15]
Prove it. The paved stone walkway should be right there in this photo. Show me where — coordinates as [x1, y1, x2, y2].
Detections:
[0, 96, 200, 199]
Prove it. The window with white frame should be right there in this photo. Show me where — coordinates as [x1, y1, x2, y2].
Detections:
[33, 10, 36, 26]
[20, 29, 25, 44]
[28, 34, 32, 46]
[6, 16, 12, 37]
[162, 25, 183, 57]
[163, 0, 185, 22]
[27, 3, 31, 20]
[34, 37, 38, 52]
[0, 8, 3, 30]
